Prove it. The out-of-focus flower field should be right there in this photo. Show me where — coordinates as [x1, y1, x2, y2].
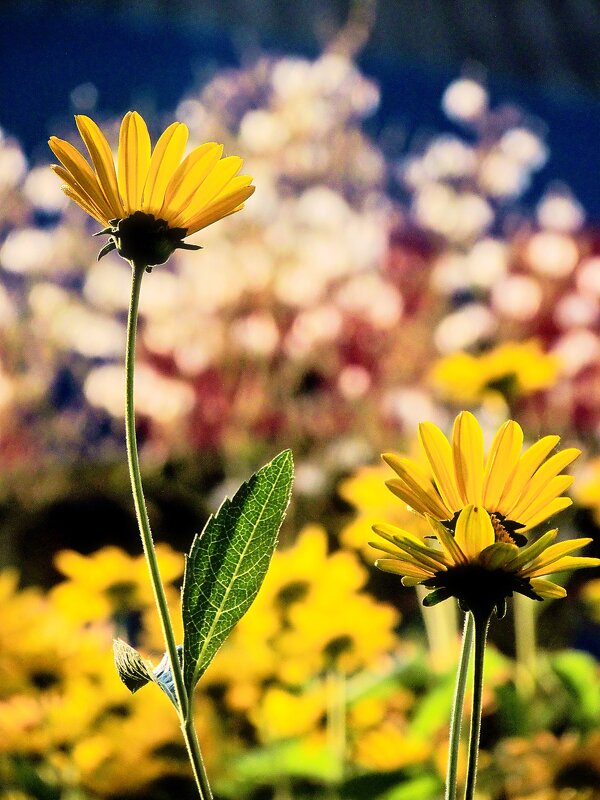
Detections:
[1, 48, 600, 799]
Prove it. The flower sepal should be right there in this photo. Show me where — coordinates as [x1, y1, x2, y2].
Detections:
[94, 211, 202, 267]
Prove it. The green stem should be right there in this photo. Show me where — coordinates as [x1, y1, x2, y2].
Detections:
[445, 612, 474, 800]
[125, 262, 211, 800]
[183, 700, 214, 800]
[463, 612, 491, 800]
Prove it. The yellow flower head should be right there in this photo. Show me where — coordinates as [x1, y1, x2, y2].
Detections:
[373, 504, 599, 617]
[383, 410, 580, 544]
[49, 112, 255, 266]
[429, 340, 560, 405]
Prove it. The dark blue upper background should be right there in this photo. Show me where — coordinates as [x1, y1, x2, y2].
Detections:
[4, 4, 600, 218]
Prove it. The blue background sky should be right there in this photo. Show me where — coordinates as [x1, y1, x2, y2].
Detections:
[4, 2, 600, 217]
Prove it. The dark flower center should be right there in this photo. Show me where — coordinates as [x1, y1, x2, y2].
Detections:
[422, 562, 543, 617]
[95, 211, 201, 267]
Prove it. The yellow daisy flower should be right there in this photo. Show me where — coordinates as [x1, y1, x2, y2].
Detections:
[429, 340, 560, 405]
[373, 504, 599, 616]
[383, 410, 580, 545]
[49, 111, 255, 266]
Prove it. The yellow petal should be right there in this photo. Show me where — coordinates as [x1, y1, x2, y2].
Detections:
[372, 523, 447, 569]
[178, 173, 252, 230]
[75, 115, 123, 218]
[375, 558, 432, 579]
[118, 111, 151, 214]
[51, 165, 109, 224]
[529, 578, 567, 599]
[383, 453, 452, 518]
[478, 542, 519, 569]
[519, 497, 572, 532]
[372, 521, 422, 546]
[161, 143, 223, 222]
[170, 155, 243, 227]
[523, 538, 593, 575]
[402, 576, 425, 587]
[454, 505, 494, 560]
[483, 420, 523, 510]
[49, 136, 114, 221]
[498, 435, 559, 512]
[507, 448, 580, 522]
[452, 411, 485, 505]
[418, 421, 464, 512]
[527, 555, 600, 578]
[511, 474, 574, 527]
[505, 529, 558, 572]
[184, 184, 255, 234]
[426, 516, 467, 566]
[385, 479, 429, 516]
[369, 540, 406, 558]
[142, 121, 189, 215]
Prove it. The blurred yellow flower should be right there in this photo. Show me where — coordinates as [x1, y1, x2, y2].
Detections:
[249, 684, 327, 742]
[573, 455, 600, 525]
[208, 524, 399, 704]
[383, 410, 580, 537]
[353, 721, 431, 771]
[581, 578, 600, 623]
[374, 504, 599, 614]
[49, 112, 255, 265]
[429, 340, 560, 404]
[277, 579, 398, 684]
[496, 731, 600, 799]
[72, 686, 190, 795]
[51, 544, 183, 624]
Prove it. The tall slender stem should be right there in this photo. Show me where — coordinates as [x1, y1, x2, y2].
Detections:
[463, 612, 490, 800]
[125, 262, 212, 799]
[445, 612, 474, 800]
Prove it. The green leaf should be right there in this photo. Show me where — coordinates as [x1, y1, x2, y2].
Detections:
[229, 739, 340, 784]
[376, 774, 440, 800]
[182, 450, 294, 691]
[550, 649, 600, 729]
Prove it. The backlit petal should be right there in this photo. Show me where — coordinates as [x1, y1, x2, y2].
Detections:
[162, 144, 224, 222]
[519, 497, 572, 532]
[478, 542, 520, 569]
[75, 115, 124, 217]
[375, 559, 432, 579]
[170, 155, 243, 228]
[510, 474, 574, 527]
[452, 411, 485, 505]
[527, 555, 600, 578]
[142, 122, 188, 215]
[454, 505, 494, 560]
[184, 184, 255, 234]
[529, 578, 567, 599]
[505, 529, 558, 572]
[51, 165, 109, 225]
[523, 537, 593, 574]
[426, 516, 467, 565]
[483, 420, 523, 510]
[383, 453, 452, 518]
[507, 448, 580, 522]
[49, 136, 114, 221]
[498, 435, 560, 512]
[60, 183, 108, 225]
[118, 111, 151, 214]
[418, 421, 464, 512]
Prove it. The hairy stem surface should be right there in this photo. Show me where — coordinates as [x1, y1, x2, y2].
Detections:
[463, 611, 491, 800]
[125, 262, 211, 799]
[445, 611, 474, 800]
